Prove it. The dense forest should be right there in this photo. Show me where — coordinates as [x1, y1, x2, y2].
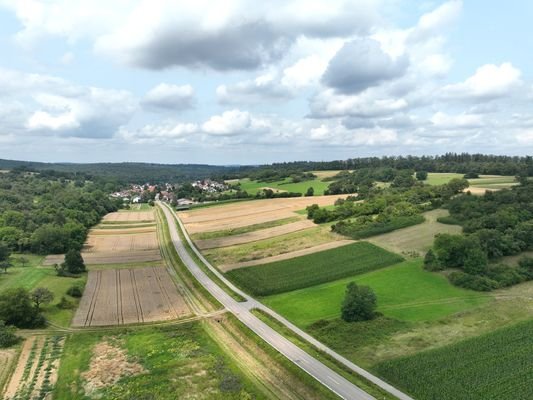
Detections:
[0, 170, 122, 254]
[425, 181, 533, 291]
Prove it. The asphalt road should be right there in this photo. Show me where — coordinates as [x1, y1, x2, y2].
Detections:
[159, 202, 413, 400]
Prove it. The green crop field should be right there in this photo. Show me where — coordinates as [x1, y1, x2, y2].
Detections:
[263, 259, 489, 326]
[226, 242, 403, 296]
[374, 319, 533, 400]
[233, 177, 331, 195]
[54, 322, 265, 399]
[0, 254, 86, 326]
[424, 173, 516, 187]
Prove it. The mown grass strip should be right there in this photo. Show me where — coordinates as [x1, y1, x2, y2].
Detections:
[374, 319, 533, 400]
[191, 216, 301, 241]
[226, 242, 404, 296]
[251, 308, 397, 400]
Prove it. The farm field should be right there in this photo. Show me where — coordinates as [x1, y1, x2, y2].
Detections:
[226, 242, 403, 296]
[180, 195, 344, 234]
[53, 322, 268, 400]
[190, 216, 300, 240]
[424, 172, 517, 189]
[367, 209, 462, 256]
[195, 219, 316, 250]
[219, 240, 354, 272]
[206, 225, 348, 270]
[374, 319, 533, 400]
[263, 259, 489, 326]
[72, 267, 190, 327]
[44, 207, 162, 266]
[3, 335, 64, 400]
[103, 210, 155, 222]
[231, 176, 332, 195]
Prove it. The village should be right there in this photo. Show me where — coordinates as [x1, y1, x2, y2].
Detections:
[110, 179, 229, 207]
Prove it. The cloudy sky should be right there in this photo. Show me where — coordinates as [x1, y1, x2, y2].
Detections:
[0, 0, 532, 164]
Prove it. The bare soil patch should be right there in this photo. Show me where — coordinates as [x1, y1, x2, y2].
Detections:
[181, 195, 347, 234]
[82, 340, 146, 396]
[219, 240, 354, 272]
[72, 266, 190, 327]
[196, 219, 316, 250]
[103, 211, 155, 222]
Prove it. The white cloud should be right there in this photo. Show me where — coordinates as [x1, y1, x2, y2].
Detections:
[216, 73, 292, 105]
[442, 63, 522, 99]
[281, 55, 328, 88]
[430, 111, 483, 129]
[142, 83, 195, 111]
[516, 131, 533, 144]
[322, 37, 408, 93]
[0, 67, 137, 138]
[119, 122, 198, 143]
[0, 0, 379, 71]
[201, 109, 270, 136]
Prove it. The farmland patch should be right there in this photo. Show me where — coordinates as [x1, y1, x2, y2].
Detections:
[374, 319, 533, 400]
[103, 210, 155, 222]
[226, 242, 403, 296]
[72, 267, 190, 327]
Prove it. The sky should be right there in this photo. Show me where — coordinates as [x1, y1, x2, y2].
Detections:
[0, 0, 532, 165]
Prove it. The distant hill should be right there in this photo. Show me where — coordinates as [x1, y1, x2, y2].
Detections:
[0, 159, 246, 184]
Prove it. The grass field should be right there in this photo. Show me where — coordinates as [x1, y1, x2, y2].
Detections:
[263, 259, 488, 326]
[367, 209, 462, 256]
[374, 319, 533, 400]
[234, 177, 331, 195]
[424, 173, 517, 188]
[54, 322, 266, 400]
[0, 255, 86, 326]
[226, 242, 403, 296]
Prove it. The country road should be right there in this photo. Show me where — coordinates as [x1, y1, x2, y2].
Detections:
[159, 202, 414, 400]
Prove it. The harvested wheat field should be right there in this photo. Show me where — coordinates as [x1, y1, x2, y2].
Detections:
[103, 210, 155, 222]
[195, 219, 316, 250]
[90, 226, 156, 235]
[84, 232, 158, 253]
[181, 195, 347, 234]
[72, 267, 190, 327]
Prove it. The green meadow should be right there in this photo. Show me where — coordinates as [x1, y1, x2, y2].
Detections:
[263, 259, 489, 326]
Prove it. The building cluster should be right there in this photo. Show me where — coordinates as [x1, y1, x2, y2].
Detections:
[191, 179, 228, 193]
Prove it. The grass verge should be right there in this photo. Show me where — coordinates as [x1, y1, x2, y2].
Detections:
[251, 308, 397, 400]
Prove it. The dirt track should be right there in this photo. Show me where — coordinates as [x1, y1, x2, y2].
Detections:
[72, 267, 190, 327]
[218, 240, 354, 272]
[196, 219, 316, 249]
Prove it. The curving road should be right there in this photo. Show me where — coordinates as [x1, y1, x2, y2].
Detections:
[159, 202, 413, 400]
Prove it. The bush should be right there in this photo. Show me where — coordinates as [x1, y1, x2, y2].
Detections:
[333, 215, 425, 239]
[448, 271, 498, 291]
[486, 264, 525, 288]
[0, 288, 46, 328]
[0, 320, 20, 348]
[57, 296, 74, 309]
[415, 171, 428, 181]
[66, 285, 83, 298]
[436, 215, 461, 225]
[61, 249, 86, 274]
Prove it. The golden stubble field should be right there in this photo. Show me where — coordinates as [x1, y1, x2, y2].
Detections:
[72, 266, 190, 327]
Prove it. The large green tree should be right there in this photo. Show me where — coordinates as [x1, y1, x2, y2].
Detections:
[0, 288, 45, 328]
[62, 249, 86, 274]
[341, 282, 377, 322]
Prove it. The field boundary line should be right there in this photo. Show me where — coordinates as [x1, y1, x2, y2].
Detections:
[85, 270, 102, 327]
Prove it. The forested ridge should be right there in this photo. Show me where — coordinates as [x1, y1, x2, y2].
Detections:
[0, 170, 122, 254]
